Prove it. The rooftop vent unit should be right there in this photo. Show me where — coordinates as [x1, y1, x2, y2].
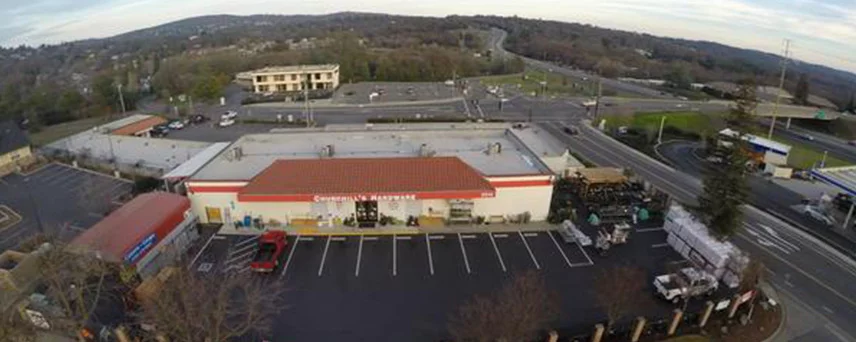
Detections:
[319, 144, 335, 158]
[418, 143, 436, 157]
[486, 142, 502, 155]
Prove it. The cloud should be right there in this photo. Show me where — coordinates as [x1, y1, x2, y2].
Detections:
[1, 0, 853, 73]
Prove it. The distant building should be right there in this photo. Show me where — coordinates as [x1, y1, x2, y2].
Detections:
[0, 120, 33, 176]
[243, 64, 339, 94]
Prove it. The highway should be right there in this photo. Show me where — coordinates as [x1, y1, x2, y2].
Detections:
[761, 119, 856, 164]
[541, 121, 856, 341]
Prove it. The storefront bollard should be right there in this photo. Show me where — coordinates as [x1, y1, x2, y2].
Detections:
[667, 309, 683, 336]
[631, 316, 647, 342]
[699, 301, 715, 327]
[591, 323, 605, 342]
[728, 294, 742, 318]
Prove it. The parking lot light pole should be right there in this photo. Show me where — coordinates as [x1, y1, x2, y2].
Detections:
[23, 178, 45, 234]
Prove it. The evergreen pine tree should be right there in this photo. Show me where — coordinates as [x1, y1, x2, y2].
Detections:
[697, 79, 756, 240]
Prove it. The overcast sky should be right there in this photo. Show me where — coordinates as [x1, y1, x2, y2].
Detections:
[2, 0, 855, 73]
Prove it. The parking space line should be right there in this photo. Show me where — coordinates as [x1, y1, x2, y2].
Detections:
[575, 239, 594, 266]
[517, 231, 541, 269]
[318, 235, 331, 276]
[493, 233, 509, 238]
[461, 234, 477, 239]
[280, 233, 301, 278]
[425, 233, 435, 275]
[429, 235, 444, 240]
[637, 228, 664, 233]
[331, 237, 346, 242]
[396, 235, 412, 240]
[229, 240, 259, 256]
[364, 236, 379, 241]
[355, 235, 364, 277]
[233, 235, 261, 249]
[299, 237, 315, 241]
[523, 232, 539, 237]
[189, 233, 218, 268]
[488, 232, 507, 272]
[225, 249, 255, 265]
[546, 230, 573, 268]
[651, 243, 669, 248]
[392, 234, 398, 276]
[457, 233, 472, 274]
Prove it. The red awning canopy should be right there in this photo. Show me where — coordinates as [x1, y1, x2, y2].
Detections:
[238, 157, 496, 202]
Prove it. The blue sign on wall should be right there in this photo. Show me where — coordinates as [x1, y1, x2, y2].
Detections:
[125, 233, 157, 264]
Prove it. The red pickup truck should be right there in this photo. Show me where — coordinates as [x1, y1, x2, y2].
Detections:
[249, 231, 287, 273]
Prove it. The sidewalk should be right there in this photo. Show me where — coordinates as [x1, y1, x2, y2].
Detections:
[217, 221, 559, 236]
[246, 96, 463, 109]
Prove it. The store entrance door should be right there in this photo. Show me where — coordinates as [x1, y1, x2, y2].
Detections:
[355, 201, 378, 228]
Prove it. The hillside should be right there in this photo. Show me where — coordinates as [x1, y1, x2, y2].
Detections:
[466, 15, 855, 108]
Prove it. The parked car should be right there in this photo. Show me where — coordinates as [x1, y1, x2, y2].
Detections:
[190, 114, 208, 124]
[800, 134, 815, 141]
[250, 231, 288, 273]
[150, 124, 169, 137]
[218, 119, 236, 128]
[654, 268, 718, 304]
[802, 205, 835, 225]
[167, 120, 185, 130]
[221, 110, 238, 121]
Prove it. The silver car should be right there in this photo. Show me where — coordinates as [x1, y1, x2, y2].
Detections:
[803, 205, 835, 226]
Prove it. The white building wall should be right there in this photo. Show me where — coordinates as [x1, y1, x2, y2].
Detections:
[239, 202, 314, 224]
[421, 200, 450, 217]
[764, 151, 788, 166]
[188, 192, 237, 224]
[473, 185, 553, 221]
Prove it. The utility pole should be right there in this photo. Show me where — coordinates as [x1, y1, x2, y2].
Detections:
[657, 116, 666, 144]
[117, 84, 126, 115]
[767, 39, 790, 139]
[593, 78, 603, 119]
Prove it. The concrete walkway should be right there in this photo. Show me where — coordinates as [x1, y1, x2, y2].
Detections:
[217, 221, 558, 236]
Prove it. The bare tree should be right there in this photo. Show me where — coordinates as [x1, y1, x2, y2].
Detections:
[739, 258, 764, 293]
[138, 269, 285, 342]
[448, 270, 559, 342]
[25, 241, 117, 340]
[594, 265, 647, 328]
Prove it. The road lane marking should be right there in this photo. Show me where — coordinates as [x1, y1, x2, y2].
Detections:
[393, 234, 397, 276]
[189, 233, 218, 268]
[212, 235, 226, 240]
[488, 231, 507, 272]
[225, 249, 255, 265]
[457, 233, 472, 274]
[636, 228, 664, 233]
[826, 324, 853, 342]
[744, 228, 793, 255]
[355, 235, 364, 277]
[229, 240, 259, 256]
[425, 233, 435, 275]
[735, 233, 856, 308]
[318, 235, 331, 277]
[822, 305, 834, 314]
[651, 243, 669, 248]
[546, 230, 573, 268]
[279, 233, 301, 278]
[518, 231, 541, 269]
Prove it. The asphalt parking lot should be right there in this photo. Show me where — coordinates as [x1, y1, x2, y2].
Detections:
[192, 227, 686, 341]
[160, 122, 276, 142]
[0, 163, 132, 251]
[333, 82, 459, 104]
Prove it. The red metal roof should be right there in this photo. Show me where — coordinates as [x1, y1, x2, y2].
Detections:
[70, 192, 190, 264]
[239, 157, 496, 201]
[111, 116, 167, 136]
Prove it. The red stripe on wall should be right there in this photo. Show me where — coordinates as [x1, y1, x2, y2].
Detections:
[490, 180, 553, 187]
[187, 186, 244, 193]
[238, 190, 496, 202]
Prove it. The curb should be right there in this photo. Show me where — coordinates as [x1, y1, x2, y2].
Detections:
[246, 96, 464, 109]
[215, 225, 558, 237]
[760, 283, 787, 342]
[580, 119, 678, 173]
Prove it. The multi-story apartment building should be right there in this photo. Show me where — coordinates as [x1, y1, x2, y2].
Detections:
[242, 64, 340, 94]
